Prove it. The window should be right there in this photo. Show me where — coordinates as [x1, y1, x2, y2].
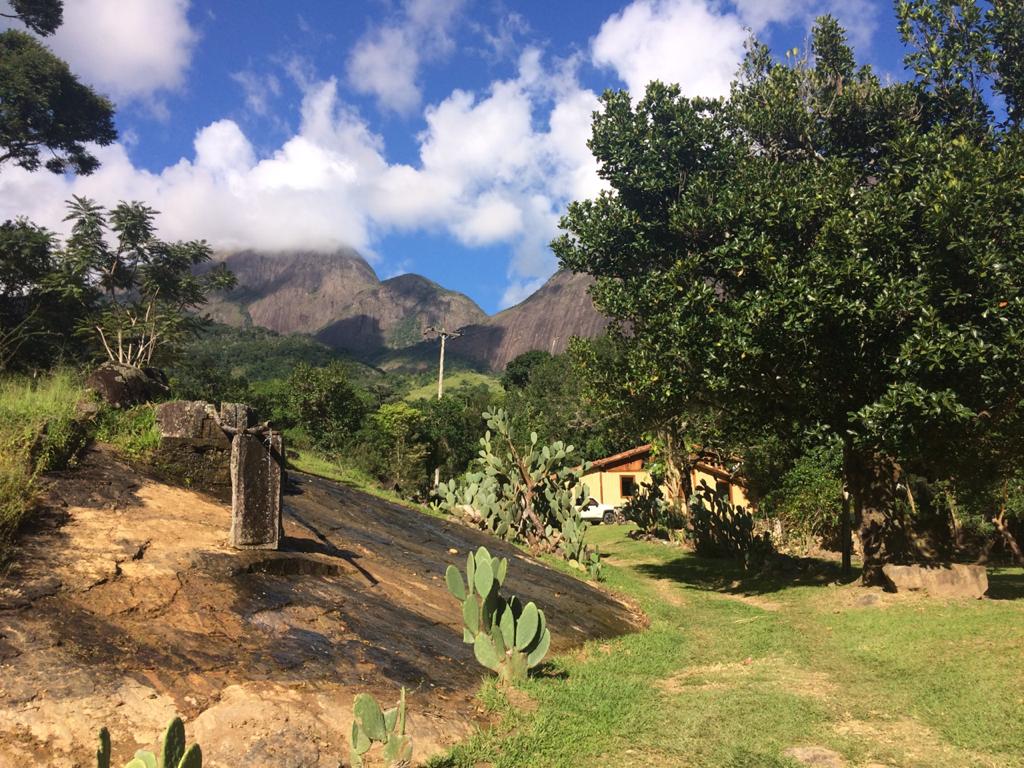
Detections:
[620, 475, 637, 498]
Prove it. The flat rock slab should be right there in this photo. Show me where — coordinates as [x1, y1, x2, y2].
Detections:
[882, 563, 988, 599]
[0, 447, 644, 767]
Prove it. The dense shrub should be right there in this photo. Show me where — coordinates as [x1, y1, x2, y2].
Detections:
[760, 444, 844, 549]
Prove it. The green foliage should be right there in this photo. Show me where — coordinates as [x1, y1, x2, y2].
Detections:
[760, 444, 845, 548]
[357, 402, 429, 496]
[433, 409, 599, 569]
[554, 11, 1024, 576]
[61, 197, 235, 368]
[3, 0, 63, 36]
[687, 489, 773, 570]
[621, 481, 683, 540]
[97, 716, 202, 768]
[93, 404, 160, 460]
[445, 547, 551, 684]
[503, 342, 640, 461]
[416, 384, 495, 481]
[287, 362, 366, 454]
[0, 218, 90, 371]
[0, 371, 87, 557]
[350, 689, 413, 768]
[0, 29, 115, 174]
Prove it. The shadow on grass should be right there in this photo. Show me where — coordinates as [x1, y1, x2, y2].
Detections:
[987, 567, 1024, 600]
[635, 553, 860, 597]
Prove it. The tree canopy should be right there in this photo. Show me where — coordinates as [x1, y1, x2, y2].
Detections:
[0, 0, 115, 174]
[554, 4, 1024, 581]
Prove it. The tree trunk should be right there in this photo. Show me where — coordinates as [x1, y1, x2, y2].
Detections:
[843, 441, 898, 586]
[994, 511, 1024, 566]
[658, 427, 692, 514]
[841, 489, 852, 575]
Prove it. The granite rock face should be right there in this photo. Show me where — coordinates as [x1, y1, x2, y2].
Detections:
[229, 432, 283, 549]
[881, 563, 988, 599]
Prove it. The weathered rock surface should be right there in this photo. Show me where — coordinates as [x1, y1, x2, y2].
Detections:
[881, 563, 988, 599]
[0, 447, 643, 766]
[86, 363, 169, 408]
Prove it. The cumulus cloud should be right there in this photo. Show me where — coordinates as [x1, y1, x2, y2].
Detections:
[0, 0, 879, 308]
[0, 51, 603, 305]
[592, 0, 749, 98]
[46, 0, 198, 104]
[347, 0, 465, 115]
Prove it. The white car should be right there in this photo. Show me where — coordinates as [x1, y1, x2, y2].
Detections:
[580, 498, 618, 524]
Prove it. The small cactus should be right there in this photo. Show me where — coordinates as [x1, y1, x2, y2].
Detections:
[445, 546, 551, 684]
[350, 688, 413, 768]
[96, 717, 201, 768]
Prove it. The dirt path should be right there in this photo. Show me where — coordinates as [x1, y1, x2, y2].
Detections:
[0, 448, 643, 767]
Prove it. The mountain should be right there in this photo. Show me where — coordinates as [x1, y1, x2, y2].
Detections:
[204, 249, 487, 357]
[204, 250, 607, 371]
[448, 270, 609, 371]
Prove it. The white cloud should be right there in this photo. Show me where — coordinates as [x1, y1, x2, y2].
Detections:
[0, 49, 603, 308]
[0, 0, 880, 309]
[231, 70, 282, 116]
[592, 0, 749, 98]
[346, 0, 465, 115]
[46, 0, 198, 104]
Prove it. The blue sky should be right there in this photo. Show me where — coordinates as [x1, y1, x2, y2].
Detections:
[0, 0, 907, 313]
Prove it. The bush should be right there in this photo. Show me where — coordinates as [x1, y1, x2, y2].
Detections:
[0, 371, 88, 558]
[760, 443, 844, 549]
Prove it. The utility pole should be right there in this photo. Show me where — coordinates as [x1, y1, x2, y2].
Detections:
[424, 325, 463, 487]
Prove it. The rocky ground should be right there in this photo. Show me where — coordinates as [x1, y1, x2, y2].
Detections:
[0, 447, 643, 767]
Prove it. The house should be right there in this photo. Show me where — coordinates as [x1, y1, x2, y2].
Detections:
[580, 444, 751, 509]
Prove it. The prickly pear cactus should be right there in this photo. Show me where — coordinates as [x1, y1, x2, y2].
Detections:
[97, 717, 202, 768]
[430, 409, 602, 575]
[445, 546, 551, 684]
[350, 688, 413, 768]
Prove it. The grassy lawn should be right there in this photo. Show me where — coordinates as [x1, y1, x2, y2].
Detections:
[430, 525, 1024, 768]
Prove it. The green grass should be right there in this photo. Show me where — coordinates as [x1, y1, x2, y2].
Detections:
[287, 448, 442, 516]
[93, 404, 160, 460]
[0, 371, 88, 559]
[429, 525, 1024, 768]
[403, 370, 503, 402]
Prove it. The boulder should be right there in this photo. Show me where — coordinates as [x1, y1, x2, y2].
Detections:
[881, 563, 988, 599]
[85, 362, 168, 408]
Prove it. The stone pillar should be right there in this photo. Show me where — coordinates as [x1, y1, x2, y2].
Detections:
[229, 430, 284, 550]
[220, 402, 253, 432]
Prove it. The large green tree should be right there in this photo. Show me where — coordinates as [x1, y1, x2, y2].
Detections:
[555, 7, 1024, 582]
[0, 0, 116, 174]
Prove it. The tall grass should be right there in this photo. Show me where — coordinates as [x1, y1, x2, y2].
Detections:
[0, 371, 88, 559]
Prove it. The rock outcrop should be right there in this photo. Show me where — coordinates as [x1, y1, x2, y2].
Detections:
[0, 447, 644, 766]
[881, 563, 989, 599]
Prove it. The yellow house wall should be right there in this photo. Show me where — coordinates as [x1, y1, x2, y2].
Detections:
[582, 470, 653, 507]
[583, 468, 752, 509]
